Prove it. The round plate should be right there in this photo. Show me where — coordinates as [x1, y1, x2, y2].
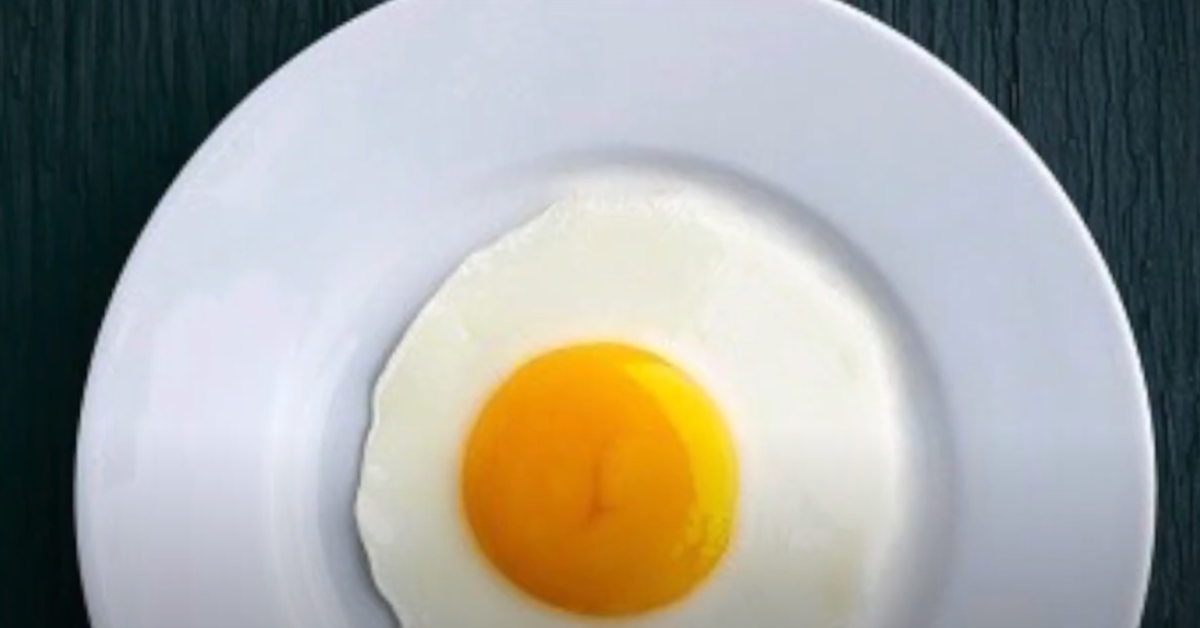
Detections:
[76, 1, 1155, 627]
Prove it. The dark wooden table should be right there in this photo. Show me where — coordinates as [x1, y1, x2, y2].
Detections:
[1, 1, 1196, 626]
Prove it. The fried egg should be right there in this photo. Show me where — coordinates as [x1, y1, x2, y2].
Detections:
[355, 183, 907, 628]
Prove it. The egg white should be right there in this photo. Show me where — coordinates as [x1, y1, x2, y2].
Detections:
[355, 183, 909, 628]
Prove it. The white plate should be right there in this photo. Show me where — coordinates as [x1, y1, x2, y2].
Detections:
[75, 1, 1155, 627]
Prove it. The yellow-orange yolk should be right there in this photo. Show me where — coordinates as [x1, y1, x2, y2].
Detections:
[460, 342, 738, 617]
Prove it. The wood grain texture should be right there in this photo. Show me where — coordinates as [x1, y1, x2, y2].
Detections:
[1, 0, 1195, 626]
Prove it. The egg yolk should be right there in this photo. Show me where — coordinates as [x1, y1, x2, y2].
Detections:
[460, 342, 737, 617]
